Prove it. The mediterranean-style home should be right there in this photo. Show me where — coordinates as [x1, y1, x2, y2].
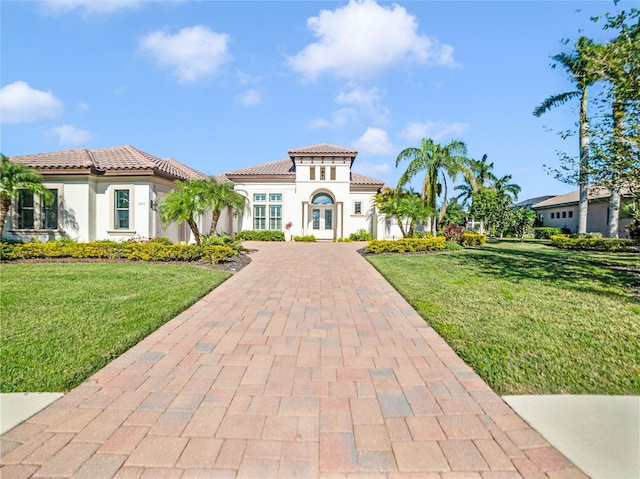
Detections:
[4, 143, 391, 243]
[531, 185, 633, 238]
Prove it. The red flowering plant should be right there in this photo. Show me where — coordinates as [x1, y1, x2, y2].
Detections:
[285, 222, 293, 230]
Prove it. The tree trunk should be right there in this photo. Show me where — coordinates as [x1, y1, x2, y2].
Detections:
[608, 184, 621, 238]
[0, 196, 12, 237]
[578, 89, 589, 234]
[187, 217, 201, 245]
[209, 210, 221, 236]
[608, 100, 624, 239]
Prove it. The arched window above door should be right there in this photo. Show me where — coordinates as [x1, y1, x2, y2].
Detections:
[311, 193, 334, 205]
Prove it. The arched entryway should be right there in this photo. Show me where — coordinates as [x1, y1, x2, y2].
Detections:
[309, 192, 335, 240]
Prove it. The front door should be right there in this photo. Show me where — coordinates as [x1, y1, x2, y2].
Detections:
[311, 206, 334, 240]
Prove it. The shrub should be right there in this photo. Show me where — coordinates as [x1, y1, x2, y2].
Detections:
[412, 231, 433, 239]
[201, 245, 237, 264]
[148, 236, 173, 245]
[334, 237, 352, 242]
[534, 227, 563, 239]
[365, 237, 446, 254]
[445, 240, 463, 251]
[443, 225, 465, 244]
[349, 229, 373, 241]
[293, 235, 316, 242]
[550, 235, 637, 252]
[235, 230, 285, 241]
[462, 233, 486, 247]
[568, 232, 603, 239]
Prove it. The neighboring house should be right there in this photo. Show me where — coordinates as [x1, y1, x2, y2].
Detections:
[4, 142, 390, 243]
[4, 146, 207, 243]
[219, 143, 388, 240]
[515, 195, 556, 210]
[533, 185, 632, 238]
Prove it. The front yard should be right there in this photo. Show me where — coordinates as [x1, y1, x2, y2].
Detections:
[0, 263, 230, 392]
[368, 241, 640, 395]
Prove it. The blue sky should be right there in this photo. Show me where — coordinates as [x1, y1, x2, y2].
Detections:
[1, 0, 627, 200]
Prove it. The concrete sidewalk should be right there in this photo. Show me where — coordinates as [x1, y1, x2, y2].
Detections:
[1, 242, 588, 477]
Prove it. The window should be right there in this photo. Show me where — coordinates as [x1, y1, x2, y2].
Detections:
[310, 167, 315, 180]
[269, 205, 282, 230]
[17, 190, 35, 229]
[324, 209, 332, 229]
[311, 193, 334, 204]
[312, 209, 320, 229]
[253, 205, 266, 230]
[568, 211, 573, 218]
[562, 211, 567, 218]
[42, 189, 58, 229]
[354, 202, 362, 215]
[330, 167, 336, 181]
[320, 167, 326, 180]
[115, 189, 130, 229]
[253, 193, 266, 202]
[269, 193, 282, 202]
[551, 212, 555, 219]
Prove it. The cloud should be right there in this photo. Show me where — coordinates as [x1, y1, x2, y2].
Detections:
[352, 160, 392, 177]
[237, 89, 261, 106]
[353, 127, 394, 155]
[287, 0, 457, 81]
[139, 25, 231, 83]
[52, 124, 91, 145]
[336, 86, 389, 124]
[308, 108, 357, 129]
[400, 120, 469, 142]
[41, 0, 143, 15]
[0, 81, 63, 123]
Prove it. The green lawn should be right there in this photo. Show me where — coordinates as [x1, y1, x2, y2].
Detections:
[368, 242, 640, 395]
[0, 263, 230, 392]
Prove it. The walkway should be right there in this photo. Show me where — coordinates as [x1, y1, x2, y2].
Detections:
[1, 242, 585, 478]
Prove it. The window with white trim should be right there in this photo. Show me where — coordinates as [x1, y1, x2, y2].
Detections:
[15, 188, 59, 230]
[269, 205, 282, 230]
[354, 201, 362, 215]
[114, 189, 130, 230]
[254, 193, 266, 202]
[253, 205, 266, 230]
[42, 189, 59, 229]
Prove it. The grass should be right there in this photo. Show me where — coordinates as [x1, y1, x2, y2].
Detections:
[367, 241, 640, 395]
[0, 263, 230, 392]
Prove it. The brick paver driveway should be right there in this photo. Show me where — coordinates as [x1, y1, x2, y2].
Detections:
[1, 242, 585, 478]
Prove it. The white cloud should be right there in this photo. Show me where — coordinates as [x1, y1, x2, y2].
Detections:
[52, 124, 91, 145]
[237, 89, 261, 106]
[41, 0, 143, 15]
[353, 127, 394, 155]
[236, 71, 261, 85]
[336, 86, 389, 124]
[0, 81, 63, 123]
[76, 102, 89, 112]
[139, 25, 231, 83]
[400, 120, 469, 142]
[287, 0, 457, 81]
[308, 108, 357, 129]
[352, 160, 392, 177]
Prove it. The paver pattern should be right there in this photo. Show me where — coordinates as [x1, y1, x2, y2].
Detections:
[1, 242, 586, 478]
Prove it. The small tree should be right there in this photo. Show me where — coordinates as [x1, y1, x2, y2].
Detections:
[0, 154, 54, 237]
[159, 180, 205, 245]
[510, 208, 537, 240]
[191, 177, 248, 236]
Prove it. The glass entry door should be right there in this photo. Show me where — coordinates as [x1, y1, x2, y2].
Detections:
[311, 206, 334, 240]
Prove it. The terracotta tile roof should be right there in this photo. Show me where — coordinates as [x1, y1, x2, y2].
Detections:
[225, 158, 296, 177]
[9, 146, 206, 181]
[288, 143, 358, 157]
[534, 184, 633, 208]
[351, 172, 384, 187]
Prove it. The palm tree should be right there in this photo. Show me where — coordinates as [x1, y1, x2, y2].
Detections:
[396, 137, 467, 235]
[159, 180, 205, 245]
[534, 36, 600, 235]
[192, 177, 248, 236]
[455, 154, 495, 206]
[491, 174, 521, 203]
[0, 154, 53, 236]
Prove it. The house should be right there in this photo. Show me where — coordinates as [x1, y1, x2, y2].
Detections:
[532, 185, 632, 238]
[4, 143, 390, 243]
[219, 143, 387, 240]
[4, 145, 207, 243]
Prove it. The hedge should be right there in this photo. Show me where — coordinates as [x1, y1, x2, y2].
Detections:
[235, 230, 285, 241]
[534, 227, 563, 239]
[550, 235, 637, 252]
[293, 235, 316, 242]
[365, 237, 446, 254]
[0, 240, 238, 264]
[462, 233, 486, 247]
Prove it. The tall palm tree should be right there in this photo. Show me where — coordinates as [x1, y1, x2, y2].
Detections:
[159, 180, 205, 245]
[192, 177, 248, 236]
[534, 36, 600, 235]
[0, 154, 54, 236]
[490, 174, 521, 203]
[396, 137, 467, 235]
[455, 154, 495, 206]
